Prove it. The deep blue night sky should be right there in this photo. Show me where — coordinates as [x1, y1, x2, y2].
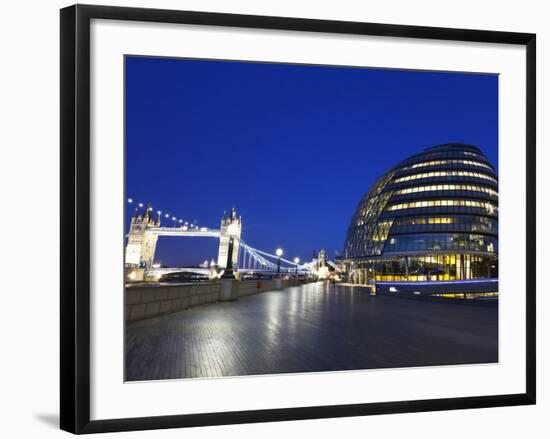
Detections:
[125, 56, 498, 267]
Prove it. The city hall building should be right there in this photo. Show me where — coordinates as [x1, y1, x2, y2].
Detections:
[343, 143, 498, 298]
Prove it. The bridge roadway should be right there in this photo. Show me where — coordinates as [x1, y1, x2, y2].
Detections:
[125, 282, 498, 381]
[145, 227, 220, 237]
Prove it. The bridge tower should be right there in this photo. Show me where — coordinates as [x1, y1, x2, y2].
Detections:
[316, 248, 330, 279]
[217, 207, 242, 269]
[125, 205, 160, 268]
[317, 249, 328, 269]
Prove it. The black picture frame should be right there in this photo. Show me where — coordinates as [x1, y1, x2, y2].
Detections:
[60, 4, 536, 434]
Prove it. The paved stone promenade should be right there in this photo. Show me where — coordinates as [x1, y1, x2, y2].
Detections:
[125, 282, 498, 381]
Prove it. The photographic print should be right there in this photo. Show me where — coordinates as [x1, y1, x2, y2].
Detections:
[124, 56, 499, 382]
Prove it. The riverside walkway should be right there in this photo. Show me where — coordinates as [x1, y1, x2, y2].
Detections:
[125, 282, 498, 381]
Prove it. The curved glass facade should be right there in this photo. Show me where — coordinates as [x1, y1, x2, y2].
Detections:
[344, 143, 498, 283]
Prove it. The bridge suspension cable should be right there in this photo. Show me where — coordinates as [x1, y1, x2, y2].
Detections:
[126, 197, 206, 230]
[239, 241, 278, 271]
[238, 240, 311, 273]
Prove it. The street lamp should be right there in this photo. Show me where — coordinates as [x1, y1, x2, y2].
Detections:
[276, 248, 283, 276]
[294, 257, 300, 277]
[222, 223, 239, 279]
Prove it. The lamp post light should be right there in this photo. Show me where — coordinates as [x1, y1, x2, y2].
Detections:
[222, 223, 239, 279]
[128, 198, 138, 213]
[294, 257, 300, 277]
[276, 248, 283, 277]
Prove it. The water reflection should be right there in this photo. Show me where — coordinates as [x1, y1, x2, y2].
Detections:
[126, 282, 498, 380]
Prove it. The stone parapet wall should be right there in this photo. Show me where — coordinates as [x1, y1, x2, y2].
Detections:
[126, 279, 312, 321]
[237, 279, 281, 297]
[126, 282, 221, 321]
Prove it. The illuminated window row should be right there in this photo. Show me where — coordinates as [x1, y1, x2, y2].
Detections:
[396, 216, 496, 227]
[384, 233, 497, 253]
[350, 253, 498, 281]
[394, 184, 498, 197]
[393, 171, 497, 184]
[402, 159, 493, 171]
[462, 151, 483, 158]
[386, 199, 497, 213]
[404, 150, 486, 164]
[398, 217, 455, 225]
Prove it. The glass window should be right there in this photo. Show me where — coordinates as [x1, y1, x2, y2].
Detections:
[394, 183, 497, 197]
[393, 171, 497, 184]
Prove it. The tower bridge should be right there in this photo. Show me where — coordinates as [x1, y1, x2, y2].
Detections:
[125, 205, 241, 270]
[125, 202, 334, 282]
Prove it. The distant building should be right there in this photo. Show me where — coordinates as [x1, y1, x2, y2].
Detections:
[343, 143, 498, 297]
